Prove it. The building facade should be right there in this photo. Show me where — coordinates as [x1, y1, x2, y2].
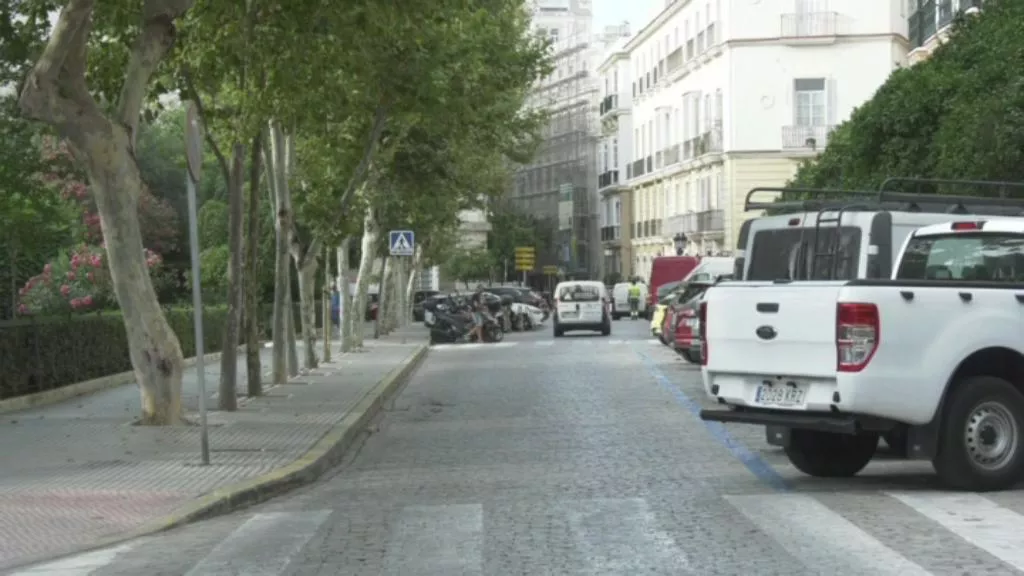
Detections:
[907, 0, 981, 64]
[618, 0, 910, 281]
[597, 38, 633, 281]
[508, 1, 629, 281]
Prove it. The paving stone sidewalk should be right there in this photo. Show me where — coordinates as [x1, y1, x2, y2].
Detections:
[0, 324, 427, 571]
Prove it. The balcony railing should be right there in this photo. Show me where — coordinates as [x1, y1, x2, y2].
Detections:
[646, 156, 653, 173]
[599, 94, 618, 116]
[782, 125, 836, 149]
[703, 128, 722, 153]
[662, 144, 680, 166]
[649, 219, 661, 237]
[598, 170, 619, 189]
[696, 210, 724, 233]
[631, 158, 645, 178]
[600, 225, 621, 242]
[908, 1, 938, 48]
[706, 23, 716, 45]
[780, 12, 838, 37]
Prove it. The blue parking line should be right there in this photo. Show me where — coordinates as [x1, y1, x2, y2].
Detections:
[633, 346, 789, 492]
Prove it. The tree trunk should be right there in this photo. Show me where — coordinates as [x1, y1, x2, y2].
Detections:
[389, 257, 402, 331]
[286, 273, 299, 376]
[322, 245, 331, 363]
[17, 0, 193, 425]
[378, 256, 392, 337]
[337, 237, 353, 352]
[405, 246, 422, 325]
[268, 120, 290, 385]
[218, 143, 245, 411]
[351, 208, 377, 349]
[297, 254, 318, 370]
[244, 131, 263, 397]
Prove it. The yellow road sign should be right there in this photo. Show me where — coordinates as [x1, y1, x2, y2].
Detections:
[542, 265, 558, 275]
[514, 246, 535, 255]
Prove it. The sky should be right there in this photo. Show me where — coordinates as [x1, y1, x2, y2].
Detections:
[593, 0, 660, 32]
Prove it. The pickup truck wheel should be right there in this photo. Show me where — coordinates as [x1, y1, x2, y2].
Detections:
[933, 375, 1024, 491]
[784, 430, 878, 477]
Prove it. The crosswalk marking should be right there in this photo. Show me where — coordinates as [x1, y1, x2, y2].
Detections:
[13, 493, 1024, 575]
[429, 338, 656, 350]
[183, 511, 330, 576]
[889, 492, 1024, 571]
[562, 498, 691, 574]
[725, 493, 933, 575]
[382, 504, 483, 575]
[8, 543, 137, 575]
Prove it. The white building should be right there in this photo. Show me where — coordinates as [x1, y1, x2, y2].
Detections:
[621, 0, 910, 281]
[907, 0, 981, 65]
[596, 35, 633, 279]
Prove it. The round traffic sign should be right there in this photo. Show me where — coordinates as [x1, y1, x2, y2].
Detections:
[185, 103, 203, 183]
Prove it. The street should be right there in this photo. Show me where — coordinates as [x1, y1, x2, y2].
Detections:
[9, 320, 1024, 576]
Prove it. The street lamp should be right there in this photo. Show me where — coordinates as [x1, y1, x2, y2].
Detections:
[673, 232, 687, 256]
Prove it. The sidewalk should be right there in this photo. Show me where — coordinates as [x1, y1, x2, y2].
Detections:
[0, 323, 428, 571]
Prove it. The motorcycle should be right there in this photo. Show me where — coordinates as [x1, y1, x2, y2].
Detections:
[423, 295, 504, 344]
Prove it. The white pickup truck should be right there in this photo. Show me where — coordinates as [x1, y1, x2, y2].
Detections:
[699, 218, 1024, 491]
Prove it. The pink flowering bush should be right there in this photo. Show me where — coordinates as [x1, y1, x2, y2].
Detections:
[17, 244, 162, 315]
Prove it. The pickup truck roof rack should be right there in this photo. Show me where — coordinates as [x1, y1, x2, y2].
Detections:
[746, 178, 1024, 281]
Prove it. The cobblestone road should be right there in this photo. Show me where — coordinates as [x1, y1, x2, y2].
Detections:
[8, 320, 1024, 575]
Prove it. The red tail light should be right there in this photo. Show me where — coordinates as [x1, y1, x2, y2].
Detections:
[951, 221, 983, 231]
[698, 301, 708, 365]
[836, 303, 879, 372]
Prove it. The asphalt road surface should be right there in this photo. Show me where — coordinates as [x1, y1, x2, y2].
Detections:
[9, 319, 1024, 575]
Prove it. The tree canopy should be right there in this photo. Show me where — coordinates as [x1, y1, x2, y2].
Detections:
[790, 0, 1024, 195]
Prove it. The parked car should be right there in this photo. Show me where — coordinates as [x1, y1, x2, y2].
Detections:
[699, 214, 1024, 491]
[669, 276, 731, 363]
[412, 290, 440, 322]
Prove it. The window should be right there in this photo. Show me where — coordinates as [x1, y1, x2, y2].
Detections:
[748, 227, 862, 281]
[794, 78, 826, 126]
[703, 94, 711, 131]
[714, 89, 723, 127]
[716, 172, 725, 208]
[559, 285, 601, 302]
[897, 232, 1024, 281]
[550, 28, 559, 39]
[612, 138, 618, 166]
[685, 181, 692, 211]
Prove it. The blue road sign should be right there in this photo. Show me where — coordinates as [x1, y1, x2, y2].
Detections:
[389, 230, 415, 256]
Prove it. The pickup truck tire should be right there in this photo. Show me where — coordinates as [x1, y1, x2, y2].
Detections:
[681, 350, 700, 364]
[784, 430, 878, 477]
[933, 375, 1024, 492]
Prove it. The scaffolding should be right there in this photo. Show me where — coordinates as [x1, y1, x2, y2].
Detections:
[510, 29, 601, 278]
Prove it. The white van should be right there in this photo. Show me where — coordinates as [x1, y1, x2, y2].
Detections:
[553, 281, 611, 337]
[680, 257, 734, 283]
[611, 281, 648, 320]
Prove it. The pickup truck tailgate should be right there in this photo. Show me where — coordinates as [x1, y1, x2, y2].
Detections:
[705, 283, 843, 377]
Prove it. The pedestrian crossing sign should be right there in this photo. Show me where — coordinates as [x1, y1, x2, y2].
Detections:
[389, 230, 415, 256]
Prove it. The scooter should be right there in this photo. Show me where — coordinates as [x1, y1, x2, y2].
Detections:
[423, 296, 503, 344]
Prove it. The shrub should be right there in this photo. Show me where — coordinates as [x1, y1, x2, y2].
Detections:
[0, 306, 229, 400]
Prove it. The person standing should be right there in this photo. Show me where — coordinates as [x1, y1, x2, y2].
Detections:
[627, 279, 642, 320]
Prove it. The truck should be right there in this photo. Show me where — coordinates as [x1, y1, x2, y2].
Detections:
[699, 211, 1024, 491]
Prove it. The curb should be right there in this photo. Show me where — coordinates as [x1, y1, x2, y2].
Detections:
[0, 345, 252, 415]
[7, 343, 429, 571]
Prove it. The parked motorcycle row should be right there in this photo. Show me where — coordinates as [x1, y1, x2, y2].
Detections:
[421, 286, 550, 345]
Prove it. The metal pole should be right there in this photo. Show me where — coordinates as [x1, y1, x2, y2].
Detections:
[185, 175, 210, 465]
[521, 270, 526, 286]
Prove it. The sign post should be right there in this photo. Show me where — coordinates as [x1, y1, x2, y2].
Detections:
[389, 231, 415, 326]
[514, 246, 535, 286]
[185, 103, 210, 466]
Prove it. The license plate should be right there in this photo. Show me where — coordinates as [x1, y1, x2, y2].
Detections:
[754, 384, 806, 407]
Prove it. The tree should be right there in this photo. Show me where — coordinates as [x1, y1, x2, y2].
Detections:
[445, 247, 494, 288]
[790, 1, 1024, 193]
[16, 0, 197, 425]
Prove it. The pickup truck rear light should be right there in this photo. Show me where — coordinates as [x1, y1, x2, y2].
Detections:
[698, 301, 708, 365]
[951, 221, 984, 231]
[836, 302, 879, 372]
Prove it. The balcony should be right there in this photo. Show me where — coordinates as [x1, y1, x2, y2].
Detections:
[598, 170, 620, 189]
[631, 158, 646, 179]
[599, 94, 620, 117]
[782, 125, 836, 150]
[909, 0, 981, 49]
[696, 210, 724, 233]
[662, 144, 680, 166]
[781, 12, 839, 38]
[601, 225, 621, 242]
[649, 219, 661, 237]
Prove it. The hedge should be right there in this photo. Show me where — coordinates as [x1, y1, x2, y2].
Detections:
[0, 307, 229, 400]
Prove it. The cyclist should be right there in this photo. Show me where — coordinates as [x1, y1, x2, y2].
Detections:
[627, 278, 642, 320]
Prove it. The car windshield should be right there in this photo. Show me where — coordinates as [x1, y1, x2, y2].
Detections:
[656, 281, 683, 298]
[559, 285, 601, 301]
[896, 231, 1024, 281]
